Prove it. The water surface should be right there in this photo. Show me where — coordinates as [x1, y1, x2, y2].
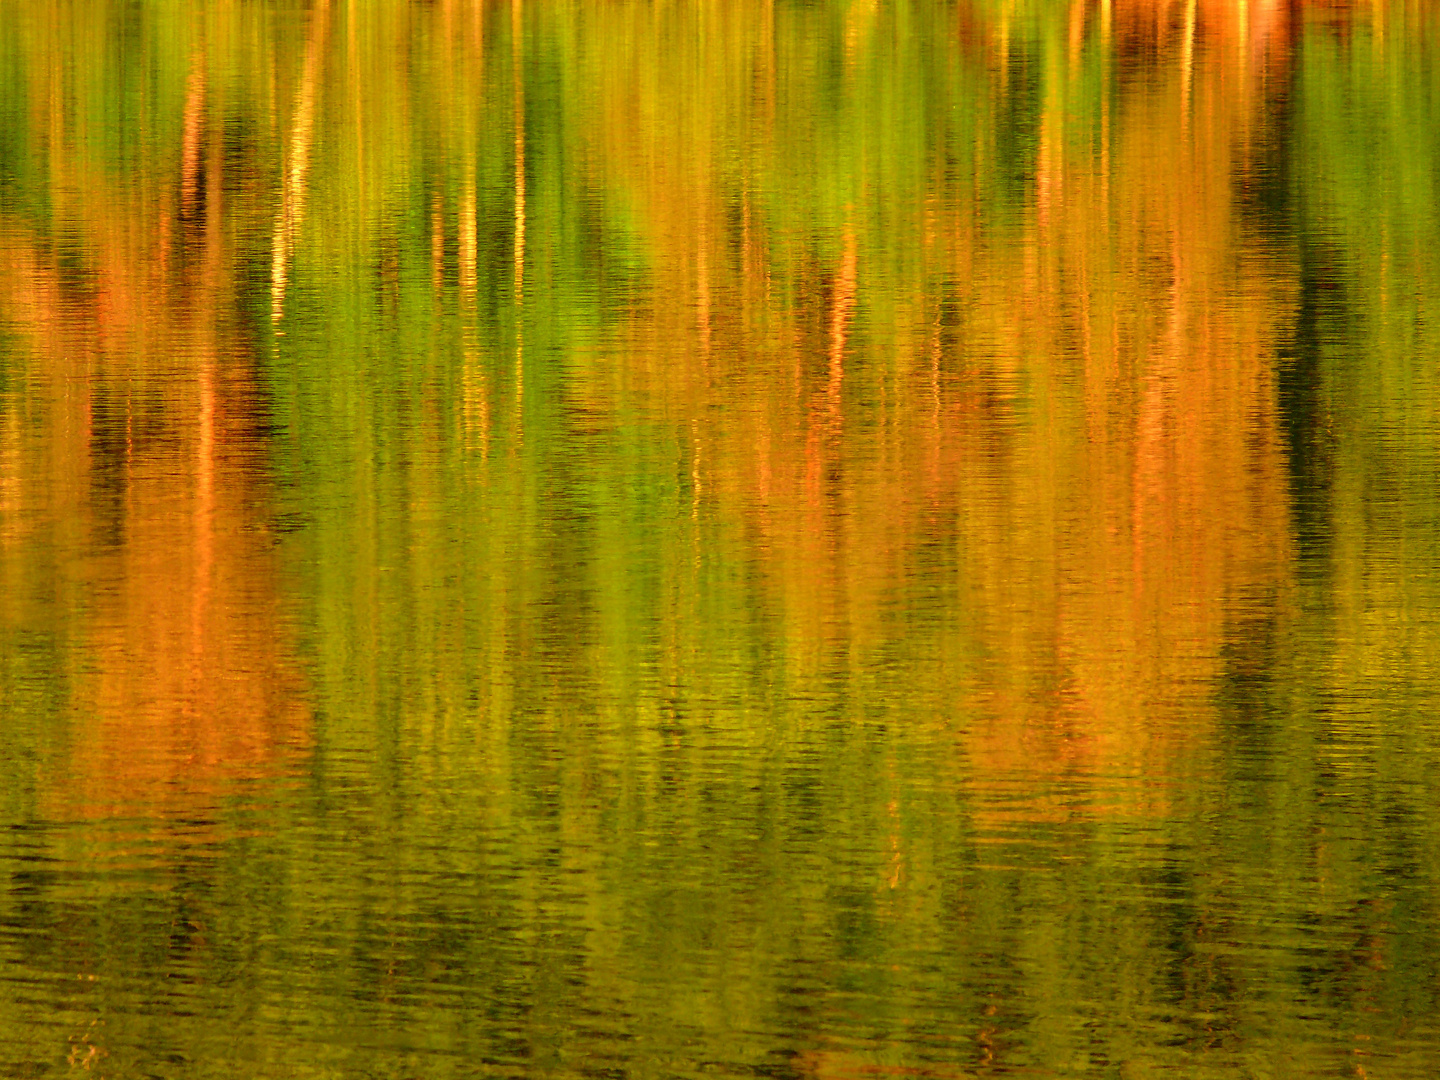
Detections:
[3, 0, 1440, 1076]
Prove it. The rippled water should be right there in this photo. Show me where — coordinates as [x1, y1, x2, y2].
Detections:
[2, 0, 1440, 1076]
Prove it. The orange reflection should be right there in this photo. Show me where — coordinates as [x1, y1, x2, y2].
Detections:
[3, 0, 1361, 826]
[573, 0, 1302, 820]
[0, 49, 310, 820]
[954, 0, 1298, 816]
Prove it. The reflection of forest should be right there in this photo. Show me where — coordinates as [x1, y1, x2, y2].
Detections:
[2, 0, 1434, 821]
[0, 73, 310, 817]
[584, 0, 1303, 815]
[2, 1, 1439, 1076]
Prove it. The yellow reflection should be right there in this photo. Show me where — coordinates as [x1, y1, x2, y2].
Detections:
[272, 0, 332, 323]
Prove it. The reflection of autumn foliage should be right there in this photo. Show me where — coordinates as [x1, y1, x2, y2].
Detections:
[0, 83, 310, 818]
[0, 5, 1434, 1074]
[957, 0, 1299, 813]
[3, 0, 1388, 825]
[68, 351, 311, 820]
[556, 0, 1304, 818]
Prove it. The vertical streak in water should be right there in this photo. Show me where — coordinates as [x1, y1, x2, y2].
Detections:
[997, 0, 1011, 93]
[272, 0, 332, 323]
[1101, 0, 1111, 210]
[1036, 28, 1060, 235]
[1181, 0, 1197, 132]
[183, 49, 215, 659]
[194, 328, 215, 683]
[692, 420, 702, 525]
[1067, 0, 1084, 75]
[193, 63, 226, 706]
[512, 0, 525, 441]
[350, 0, 364, 251]
[460, 176, 477, 306]
[462, 167, 488, 455]
[828, 222, 857, 436]
[818, 220, 857, 642]
[698, 234, 711, 368]
[181, 51, 206, 218]
[806, 223, 856, 515]
[461, 1, 488, 457]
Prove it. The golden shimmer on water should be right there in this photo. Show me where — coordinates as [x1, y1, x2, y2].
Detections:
[1, 0, 1439, 1076]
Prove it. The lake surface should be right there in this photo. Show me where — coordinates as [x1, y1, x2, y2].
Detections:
[2, 0, 1439, 1076]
